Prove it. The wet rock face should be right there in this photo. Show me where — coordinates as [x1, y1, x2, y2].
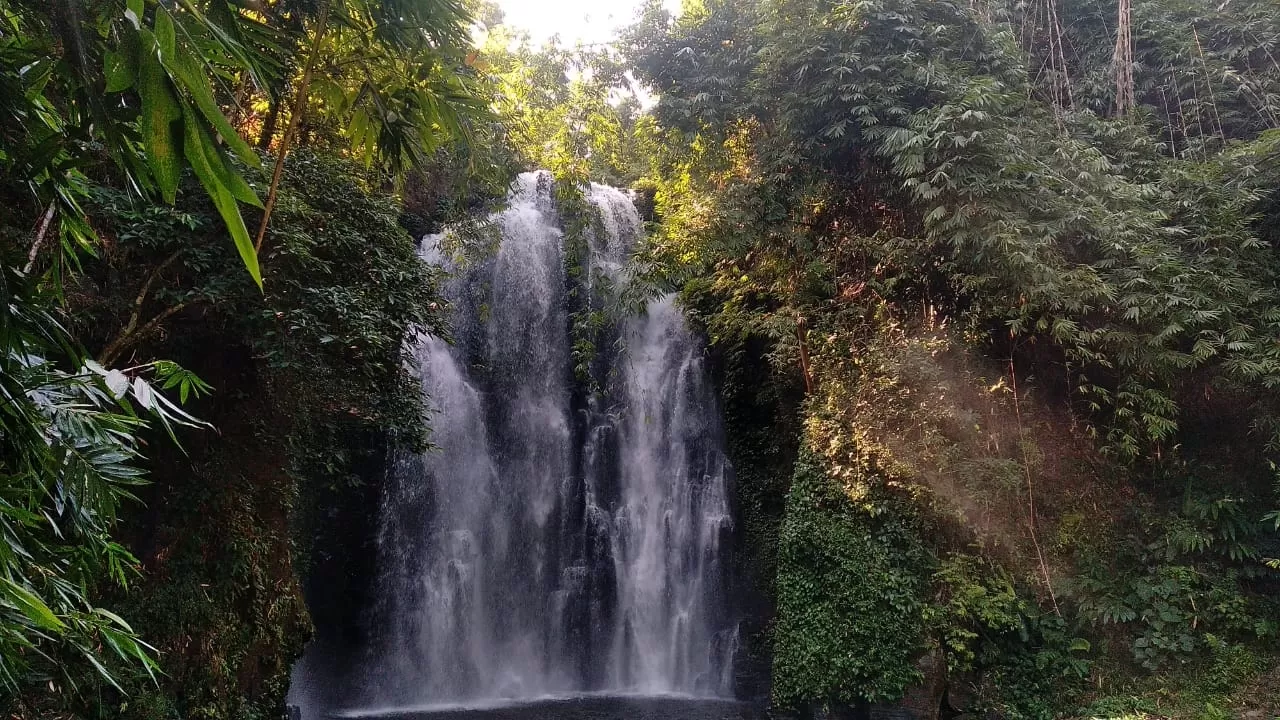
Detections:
[897, 650, 947, 720]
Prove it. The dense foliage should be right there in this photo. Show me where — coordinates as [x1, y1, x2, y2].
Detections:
[623, 0, 1280, 715]
[772, 449, 929, 707]
[0, 269, 198, 693]
[58, 151, 451, 719]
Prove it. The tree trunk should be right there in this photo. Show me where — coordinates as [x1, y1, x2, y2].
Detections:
[1113, 0, 1135, 115]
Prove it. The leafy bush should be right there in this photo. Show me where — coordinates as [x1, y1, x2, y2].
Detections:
[772, 449, 929, 708]
[1072, 486, 1279, 672]
[931, 555, 1092, 719]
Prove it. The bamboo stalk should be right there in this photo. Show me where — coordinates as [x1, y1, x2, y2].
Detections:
[24, 201, 57, 274]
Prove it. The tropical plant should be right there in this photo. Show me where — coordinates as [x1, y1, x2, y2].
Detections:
[1, 0, 487, 285]
[254, 0, 486, 250]
[0, 266, 206, 693]
[0, 0, 489, 704]
[0, 0, 280, 282]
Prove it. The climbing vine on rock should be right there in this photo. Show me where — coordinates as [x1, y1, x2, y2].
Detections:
[772, 448, 930, 709]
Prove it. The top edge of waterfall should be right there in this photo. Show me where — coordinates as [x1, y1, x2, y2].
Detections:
[418, 170, 642, 265]
[512, 169, 551, 200]
[514, 169, 637, 201]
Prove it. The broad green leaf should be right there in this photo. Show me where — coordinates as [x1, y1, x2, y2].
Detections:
[182, 110, 262, 286]
[104, 49, 136, 92]
[210, 141, 263, 208]
[180, 107, 224, 195]
[209, 184, 261, 288]
[137, 34, 183, 204]
[165, 46, 260, 169]
[0, 578, 64, 632]
[125, 0, 144, 28]
[154, 9, 176, 62]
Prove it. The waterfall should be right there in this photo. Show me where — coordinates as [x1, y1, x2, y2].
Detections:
[319, 172, 737, 712]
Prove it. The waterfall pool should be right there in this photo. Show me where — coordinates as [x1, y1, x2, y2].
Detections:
[325, 695, 761, 720]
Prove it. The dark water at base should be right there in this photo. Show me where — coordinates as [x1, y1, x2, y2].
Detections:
[327, 696, 761, 720]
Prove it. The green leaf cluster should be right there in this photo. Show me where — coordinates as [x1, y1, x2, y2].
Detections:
[0, 266, 207, 696]
[772, 448, 929, 709]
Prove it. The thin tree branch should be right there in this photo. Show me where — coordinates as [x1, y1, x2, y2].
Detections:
[100, 301, 196, 367]
[110, 250, 184, 346]
[1008, 351, 1061, 616]
[796, 314, 814, 394]
[24, 202, 58, 274]
[254, 0, 332, 253]
[134, 251, 182, 310]
[98, 250, 188, 366]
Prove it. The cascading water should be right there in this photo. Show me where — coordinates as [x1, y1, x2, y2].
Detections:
[296, 172, 737, 714]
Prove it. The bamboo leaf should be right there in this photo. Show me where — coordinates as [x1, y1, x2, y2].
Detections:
[131, 377, 154, 411]
[182, 110, 261, 286]
[137, 32, 183, 204]
[164, 45, 260, 169]
[0, 578, 65, 632]
[210, 142, 263, 208]
[105, 370, 130, 398]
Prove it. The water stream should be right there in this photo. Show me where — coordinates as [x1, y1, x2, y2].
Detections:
[291, 172, 738, 717]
